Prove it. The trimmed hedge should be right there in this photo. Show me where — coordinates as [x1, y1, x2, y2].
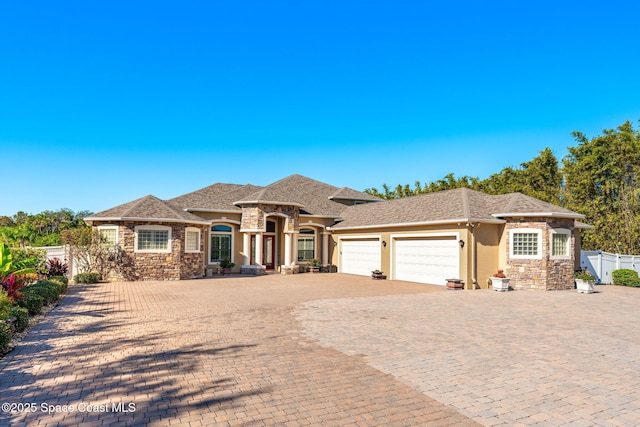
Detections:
[0, 293, 12, 320]
[74, 272, 102, 284]
[612, 269, 640, 287]
[17, 293, 44, 316]
[10, 306, 29, 332]
[0, 323, 11, 354]
[49, 276, 69, 286]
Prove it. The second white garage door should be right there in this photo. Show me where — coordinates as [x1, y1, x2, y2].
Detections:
[393, 237, 460, 285]
[340, 238, 381, 277]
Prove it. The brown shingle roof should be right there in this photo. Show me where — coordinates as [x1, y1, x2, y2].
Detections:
[169, 183, 263, 211]
[331, 188, 583, 230]
[234, 174, 379, 216]
[86, 195, 208, 224]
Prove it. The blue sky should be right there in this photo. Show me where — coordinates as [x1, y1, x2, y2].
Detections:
[1, 1, 639, 217]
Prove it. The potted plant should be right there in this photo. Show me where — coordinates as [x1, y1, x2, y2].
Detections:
[220, 259, 235, 275]
[491, 269, 510, 292]
[307, 259, 321, 273]
[574, 269, 596, 293]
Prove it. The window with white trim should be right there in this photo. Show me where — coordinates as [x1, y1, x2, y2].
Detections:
[185, 227, 201, 253]
[135, 225, 171, 253]
[509, 228, 542, 259]
[210, 225, 232, 262]
[98, 225, 118, 247]
[297, 228, 315, 261]
[550, 229, 571, 258]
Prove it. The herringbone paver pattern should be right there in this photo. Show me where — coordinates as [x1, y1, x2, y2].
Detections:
[0, 274, 476, 426]
[296, 284, 640, 426]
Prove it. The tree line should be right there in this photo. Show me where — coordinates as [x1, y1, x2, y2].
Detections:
[0, 209, 92, 248]
[365, 120, 640, 254]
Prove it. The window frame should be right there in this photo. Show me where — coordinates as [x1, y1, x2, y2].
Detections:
[210, 224, 233, 263]
[134, 225, 172, 253]
[97, 225, 118, 247]
[297, 228, 316, 262]
[185, 227, 201, 253]
[509, 228, 543, 260]
[550, 228, 571, 259]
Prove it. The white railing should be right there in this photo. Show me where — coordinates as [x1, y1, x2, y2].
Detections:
[580, 250, 640, 284]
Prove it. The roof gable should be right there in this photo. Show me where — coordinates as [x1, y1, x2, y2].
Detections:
[87, 195, 208, 224]
[234, 174, 380, 216]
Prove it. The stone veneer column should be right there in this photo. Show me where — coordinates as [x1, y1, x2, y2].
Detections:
[242, 233, 251, 266]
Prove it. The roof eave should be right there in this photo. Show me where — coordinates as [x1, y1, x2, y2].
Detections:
[327, 196, 383, 202]
[85, 216, 211, 225]
[491, 212, 585, 219]
[185, 208, 240, 214]
[328, 217, 506, 231]
[233, 200, 305, 208]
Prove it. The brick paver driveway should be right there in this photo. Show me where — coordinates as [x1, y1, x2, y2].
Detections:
[1, 274, 638, 426]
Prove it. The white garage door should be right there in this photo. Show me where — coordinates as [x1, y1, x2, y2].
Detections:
[340, 239, 381, 276]
[393, 238, 459, 285]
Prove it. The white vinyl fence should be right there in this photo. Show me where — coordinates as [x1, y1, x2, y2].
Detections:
[580, 250, 640, 284]
[35, 245, 81, 279]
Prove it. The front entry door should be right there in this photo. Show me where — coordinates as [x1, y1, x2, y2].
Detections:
[251, 235, 276, 270]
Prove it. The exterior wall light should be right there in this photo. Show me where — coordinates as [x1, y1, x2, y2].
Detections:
[459, 239, 465, 248]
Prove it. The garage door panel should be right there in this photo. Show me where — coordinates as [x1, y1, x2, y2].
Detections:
[394, 238, 459, 285]
[341, 239, 381, 277]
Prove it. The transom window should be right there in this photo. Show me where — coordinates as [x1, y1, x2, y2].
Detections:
[298, 228, 315, 261]
[550, 229, 571, 258]
[211, 225, 232, 262]
[510, 229, 542, 259]
[135, 225, 171, 253]
[185, 227, 201, 253]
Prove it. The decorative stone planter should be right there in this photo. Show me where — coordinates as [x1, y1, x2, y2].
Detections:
[308, 266, 320, 273]
[575, 279, 595, 294]
[491, 277, 510, 292]
[446, 279, 464, 290]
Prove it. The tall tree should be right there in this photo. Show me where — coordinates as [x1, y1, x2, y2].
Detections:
[563, 120, 640, 252]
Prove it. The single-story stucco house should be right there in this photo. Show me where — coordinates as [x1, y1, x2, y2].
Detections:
[85, 174, 589, 290]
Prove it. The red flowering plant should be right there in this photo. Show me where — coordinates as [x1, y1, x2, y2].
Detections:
[1, 273, 26, 301]
[492, 269, 507, 278]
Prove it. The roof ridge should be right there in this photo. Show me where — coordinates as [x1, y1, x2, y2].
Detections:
[122, 195, 159, 217]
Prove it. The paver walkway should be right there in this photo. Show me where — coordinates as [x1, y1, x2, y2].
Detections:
[296, 284, 640, 426]
[0, 274, 638, 426]
[0, 274, 475, 426]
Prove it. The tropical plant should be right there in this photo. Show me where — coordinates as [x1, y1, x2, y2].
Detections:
[46, 258, 69, 277]
[1, 274, 26, 301]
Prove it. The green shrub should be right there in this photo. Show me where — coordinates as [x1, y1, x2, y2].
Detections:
[9, 306, 29, 332]
[23, 281, 59, 305]
[0, 292, 12, 320]
[0, 322, 12, 354]
[74, 272, 102, 284]
[612, 269, 640, 287]
[17, 294, 44, 316]
[49, 276, 69, 286]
